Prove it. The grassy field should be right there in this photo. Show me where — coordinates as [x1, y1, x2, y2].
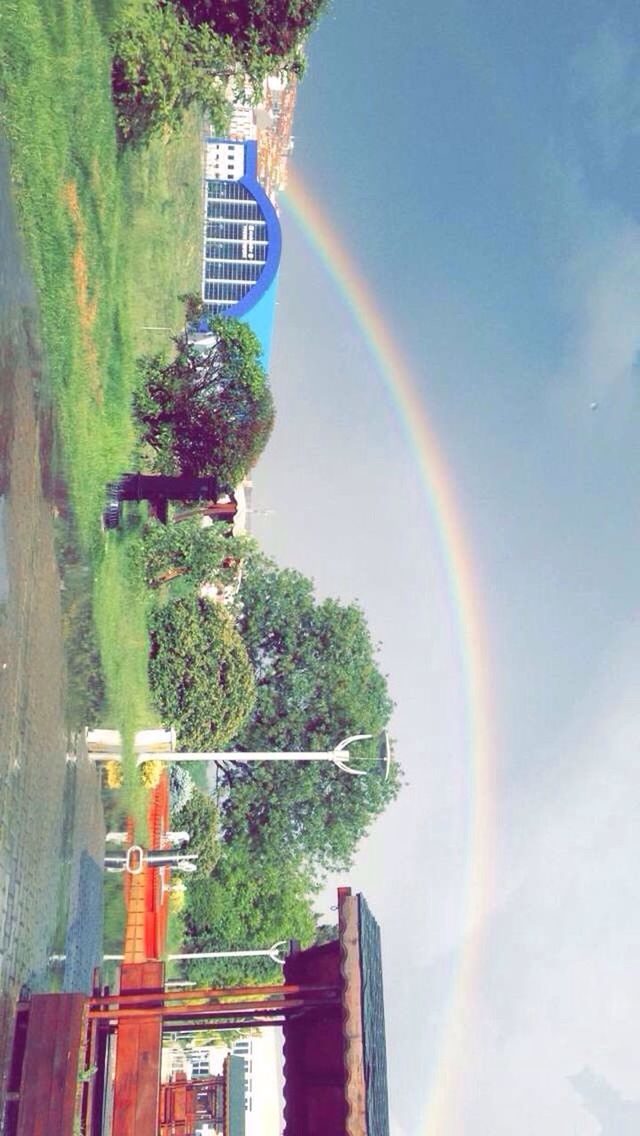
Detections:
[0, 0, 203, 809]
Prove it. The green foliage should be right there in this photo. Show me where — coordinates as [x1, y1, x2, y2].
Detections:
[173, 787, 221, 872]
[141, 516, 253, 590]
[0, 0, 204, 822]
[95, 519, 156, 831]
[176, 0, 327, 64]
[110, 0, 322, 147]
[179, 292, 207, 323]
[169, 763, 196, 812]
[55, 515, 106, 729]
[314, 922, 338, 945]
[223, 550, 400, 872]
[149, 598, 256, 749]
[110, 3, 232, 145]
[133, 318, 275, 484]
[181, 839, 317, 985]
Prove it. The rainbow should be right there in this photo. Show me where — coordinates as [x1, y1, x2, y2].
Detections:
[282, 166, 496, 1136]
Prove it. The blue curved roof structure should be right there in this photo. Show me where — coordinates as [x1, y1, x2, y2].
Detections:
[240, 272, 279, 365]
[201, 139, 281, 365]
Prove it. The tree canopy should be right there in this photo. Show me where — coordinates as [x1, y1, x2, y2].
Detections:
[133, 318, 274, 487]
[176, 0, 328, 63]
[220, 551, 400, 873]
[173, 787, 221, 873]
[149, 598, 255, 749]
[141, 517, 253, 590]
[180, 838, 317, 985]
[111, 0, 324, 145]
[111, 5, 234, 144]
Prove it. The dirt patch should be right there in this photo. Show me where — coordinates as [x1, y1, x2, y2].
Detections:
[61, 180, 102, 404]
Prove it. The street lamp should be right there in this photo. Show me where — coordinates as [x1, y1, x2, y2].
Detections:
[103, 940, 290, 966]
[138, 733, 375, 776]
[86, 729, 392, 779]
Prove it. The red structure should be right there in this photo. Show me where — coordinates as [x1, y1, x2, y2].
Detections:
[121, 774, 171, 964]
[160, 1063, 241, 1136]
[159, 1073, 196, 1135]
[3, 993, 88, 1136]
[4, 888, 389, 1136]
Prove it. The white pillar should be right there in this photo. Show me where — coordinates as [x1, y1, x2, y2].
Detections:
[86, 727, 176, 758]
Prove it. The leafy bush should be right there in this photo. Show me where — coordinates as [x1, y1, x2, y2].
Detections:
[169, 885, 187, 912]
[169, 764, 196, 813]
[111, 4, 232, 145]
[149, 598, 255, 750]
[139, 758, 164, 787]
[176, 0, 326, 64]
[181, 839, 317, 985]
[173, 788, 221, 873]
[142, 517, 251, 591]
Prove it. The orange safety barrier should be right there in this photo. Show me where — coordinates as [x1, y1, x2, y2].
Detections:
[122, 772, 171, 964]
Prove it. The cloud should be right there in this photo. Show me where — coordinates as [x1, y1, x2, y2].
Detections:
[558, 218, 640, 401]
[449, 621, 640, 1132]
[571, 22, 640, 168]
[570, 1068, 640, 1135]
[536, 23, 640, 412]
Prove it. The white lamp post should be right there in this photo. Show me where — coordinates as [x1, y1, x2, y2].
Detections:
[86, 729, 392, 779]
[103, 940, 289, 966]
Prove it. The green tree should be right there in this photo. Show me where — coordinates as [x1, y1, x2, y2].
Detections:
[181, 839, 317, 985]
[221, 552, 400, 872]
[111, 5, 234, 145]
[173, 787, 221, 873]
[176, 0, 328, 65]
[142, 517, 253, 590]
[133, 318, 275, 485]
[149, 598, 256, 749]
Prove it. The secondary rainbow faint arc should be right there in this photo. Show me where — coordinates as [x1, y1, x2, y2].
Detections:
[282, 166, 495, 1136]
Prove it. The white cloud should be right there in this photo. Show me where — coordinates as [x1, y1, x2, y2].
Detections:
[558, 218, 640, 402]
[450, 620, 640, 1132]
[571, 22, 640, 167]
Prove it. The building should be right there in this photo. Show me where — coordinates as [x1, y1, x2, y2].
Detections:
[255, 75, 298, 199]
[219, 74, 297, 196]
[200, 75, 297, 366]
[159, 1055, 246, 1136]
[201, 138, 281, 364]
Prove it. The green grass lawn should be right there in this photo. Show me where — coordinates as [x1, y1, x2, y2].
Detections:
[0, 0, 203, 809]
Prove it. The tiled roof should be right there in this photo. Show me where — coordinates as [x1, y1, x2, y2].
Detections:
[282, 889, 390, 1135]
[358, 896, 390, 1136]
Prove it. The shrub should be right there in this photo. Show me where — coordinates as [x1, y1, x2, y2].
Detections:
[169, 764, 196, 813]
[173, 788, 221, 873]
[149, 598, 255, 750]
[111, 4, 232, 145]
[139, 758, 164, 788]
[104, 761, 124, 789]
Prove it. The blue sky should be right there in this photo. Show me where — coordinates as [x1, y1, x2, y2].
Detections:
[253, 1, 640, 1131]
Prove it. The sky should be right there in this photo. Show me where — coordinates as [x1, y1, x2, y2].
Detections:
[251, 1, 640, 1132]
